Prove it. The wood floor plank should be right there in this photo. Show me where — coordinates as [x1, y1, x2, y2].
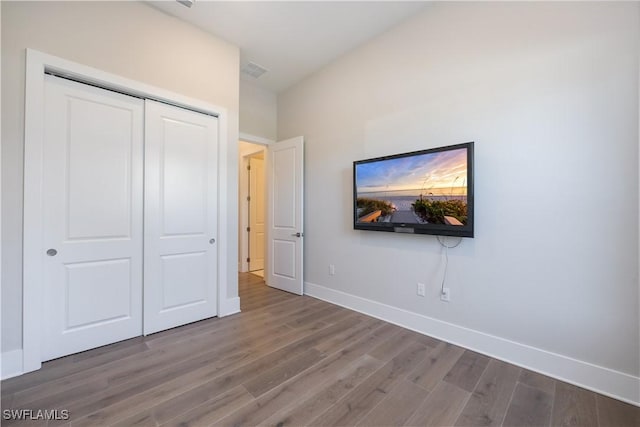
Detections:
[243, 348, 327, 397]
[313, 316, 383, 355]
[32, 297, 322, 405]
[210, 295, 320, 327]
[10, 376, 109, 414]
[71, 336, 148, 364]
[285, 305, 343, 328]
[370, 322, 405, 338]
[145, 323, 353, 425]
[76, 317, 360, 426]
[241, 292, 296, 310]
[596, 394, 640, 427]
[261, 298, 331, 323]
[408, 331, 442, 349]
[407, 341, 465, 392]
[14, 321, 296, 410]
[406, 380, 470, 427]
[144, 315, 234, 348]
[144, 297, 320, 350]
[368, 328, 425, 362]
[146, 385, 254, 427]
[1, 414, 53, 427]
[443, 349, 491, 392]
[52, 352, 253, 426]
[355, 379, 429, 427]
[1, 273, 635, 427]
[454, 359, 521, 427]
[241, 317, 417, 425]
[502, 382, 553, 427]
[240, 289, 297, 307]
[14, 318, 275, 405]
[264, 294, 321, 313]
[551, 382, 598, 427]
[238, 281, 270, 295]
[241, 294, 291, 310]
[111, 411, 159, 427]
[216, 352, 385, 427]
[239, 273, 264, 284]
[320, 306, 368, 326]
[309, 341, 429, 426]
[518, 369, 556, 395]
[240, 284, 292, 299]
[262, 355, 384, 427]
[239, 287, 279, 300]
[1, 392, 14, 411]
[65, 321, 329, 426]
[244, 315, 398, 417]
[333, 323, 409, 360]
[0, 339, 150, 397]
[108, 361, 260, 427]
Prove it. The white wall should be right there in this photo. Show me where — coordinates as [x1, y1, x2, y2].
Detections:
[240, 80, 277, 141]
[1, 1, 240, 353]
[278, 1, 639, 401]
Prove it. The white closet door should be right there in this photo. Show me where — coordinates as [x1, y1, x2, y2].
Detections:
[42, 75, 144, 361]
[144, 100, 219, 335]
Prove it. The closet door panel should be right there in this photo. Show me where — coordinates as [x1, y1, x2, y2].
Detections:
[42, 75, 144, 361]
[144, 100, 219, 335]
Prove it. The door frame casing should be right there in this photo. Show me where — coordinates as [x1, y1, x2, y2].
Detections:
[23, 49, 233, 374]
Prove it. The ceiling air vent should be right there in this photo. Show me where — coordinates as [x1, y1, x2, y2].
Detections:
[176, 0, 194, 8]
[241, 62, 268, 79]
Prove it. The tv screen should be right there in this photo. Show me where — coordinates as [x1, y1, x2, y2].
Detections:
[353, 142, 474, 238]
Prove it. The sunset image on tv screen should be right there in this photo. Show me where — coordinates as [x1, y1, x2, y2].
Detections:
[355, 148, 468, 226]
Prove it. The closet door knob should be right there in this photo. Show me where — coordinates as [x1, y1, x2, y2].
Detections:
[209, 238, 215, 244]
[46, 249, 58, 257]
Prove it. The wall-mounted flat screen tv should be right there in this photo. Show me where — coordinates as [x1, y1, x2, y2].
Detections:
[353, 142, 474, 238]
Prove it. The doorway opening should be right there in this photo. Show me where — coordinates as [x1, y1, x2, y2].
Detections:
[239, 141, 267, 280]
[237, 135, 304, 297]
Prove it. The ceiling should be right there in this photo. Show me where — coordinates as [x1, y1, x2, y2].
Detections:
[148, 1, 427, 93]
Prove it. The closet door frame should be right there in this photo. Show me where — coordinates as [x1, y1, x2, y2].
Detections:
[23, 49, 235, 374]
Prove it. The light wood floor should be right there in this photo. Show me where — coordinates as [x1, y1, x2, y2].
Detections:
[2, 273, 638, 426]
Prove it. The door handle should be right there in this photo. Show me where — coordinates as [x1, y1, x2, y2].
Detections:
[46, 248, 58, 257]
[291, 232, 304, 238]
[209, 238, 216, 244]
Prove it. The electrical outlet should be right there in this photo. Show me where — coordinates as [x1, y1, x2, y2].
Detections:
[441, 287, 451, 302]
[417, 283, 426, 297]
[329, 264, 335, 276]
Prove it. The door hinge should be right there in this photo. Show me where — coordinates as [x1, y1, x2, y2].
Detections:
[247, 196, 251, 202]
[247, 165, 251, 170]
[247, 257, 250, 263]
[246, 227, 250, 232]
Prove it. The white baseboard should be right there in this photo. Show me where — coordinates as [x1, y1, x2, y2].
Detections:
[305, 281, 640, 407]
[1, 349, 24, 380]
[219, 296, 241, 317]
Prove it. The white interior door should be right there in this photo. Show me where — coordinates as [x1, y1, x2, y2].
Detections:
[267, 136, 304, 295]
[249, 156, 265, 271]
[42, 75, 144, 361]
[144, 100, 219, 335]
